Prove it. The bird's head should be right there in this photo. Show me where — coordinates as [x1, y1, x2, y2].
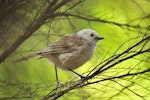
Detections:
[76, 29, 104, 45]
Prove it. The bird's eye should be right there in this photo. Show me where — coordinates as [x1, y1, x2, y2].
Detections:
[90, 34, 94, 37]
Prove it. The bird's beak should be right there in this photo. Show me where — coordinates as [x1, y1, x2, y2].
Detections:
[96, 36, 104, 40]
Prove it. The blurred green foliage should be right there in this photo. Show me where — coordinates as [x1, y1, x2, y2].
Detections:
[0, 0, 150, 99]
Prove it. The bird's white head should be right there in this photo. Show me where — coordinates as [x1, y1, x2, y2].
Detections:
[76, 29, 104, 45]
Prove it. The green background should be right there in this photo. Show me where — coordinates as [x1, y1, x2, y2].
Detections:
[0, 0, 150, 99]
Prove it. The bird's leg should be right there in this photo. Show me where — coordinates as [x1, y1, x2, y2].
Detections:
[54, 65, 59, 88]
[68, 69, 86, 79]
[54, 66, 66, 89]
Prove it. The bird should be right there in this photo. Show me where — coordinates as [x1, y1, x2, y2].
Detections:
[13, 29, 104, 86]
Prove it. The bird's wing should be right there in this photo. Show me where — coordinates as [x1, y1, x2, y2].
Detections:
[37, 35, 83, 55]
[13, 35, 83, 63]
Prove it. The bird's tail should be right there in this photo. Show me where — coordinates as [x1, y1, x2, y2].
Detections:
[13, 53, 38, 63]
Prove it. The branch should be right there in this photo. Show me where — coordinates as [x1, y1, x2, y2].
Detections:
[86, 68, 150, 86]
[42, 34, 150, 99]
[0, 0, 71, 63]
[55, 13, 148, 28]
[88, 35, 150, 79]
[43, 68, 150, 100]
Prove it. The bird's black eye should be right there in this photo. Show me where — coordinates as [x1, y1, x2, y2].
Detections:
[90, 34, 94, 37]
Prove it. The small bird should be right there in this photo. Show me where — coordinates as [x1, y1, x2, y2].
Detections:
[13, 29, 104, 86]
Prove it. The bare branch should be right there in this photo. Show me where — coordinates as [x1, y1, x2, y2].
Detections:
[42, 32, 150, 99]
[0, 0, 71, 63]
[55, 12, 148, 28]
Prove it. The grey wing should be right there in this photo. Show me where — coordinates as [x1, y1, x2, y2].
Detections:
[37, 44, 74, 55]
[37, 35, 81, 55]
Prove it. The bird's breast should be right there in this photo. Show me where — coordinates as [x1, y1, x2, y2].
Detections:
[57, 44, 95, 70]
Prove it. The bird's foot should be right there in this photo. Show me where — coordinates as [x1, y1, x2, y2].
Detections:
[55, 82, 66, 89]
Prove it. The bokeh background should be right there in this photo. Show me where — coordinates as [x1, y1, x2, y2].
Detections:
[0, 0, 150, 99]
